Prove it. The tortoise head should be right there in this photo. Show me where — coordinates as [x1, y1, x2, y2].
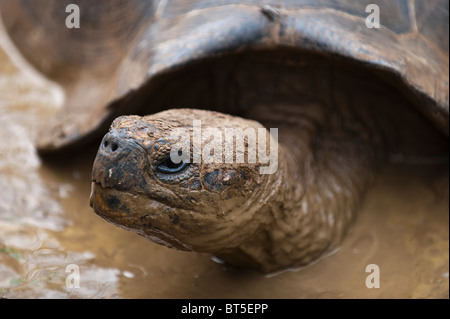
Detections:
[89, 109, 278, 252]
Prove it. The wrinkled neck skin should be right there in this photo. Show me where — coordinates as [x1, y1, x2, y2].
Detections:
[215, 102, 382, 274]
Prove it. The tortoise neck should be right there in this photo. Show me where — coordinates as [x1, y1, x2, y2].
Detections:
[215, 92, 387, 272]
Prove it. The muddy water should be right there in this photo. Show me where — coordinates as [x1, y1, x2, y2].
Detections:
[0, 41, 448, 299]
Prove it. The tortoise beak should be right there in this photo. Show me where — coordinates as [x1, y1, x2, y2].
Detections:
[91, 131, 150, 192]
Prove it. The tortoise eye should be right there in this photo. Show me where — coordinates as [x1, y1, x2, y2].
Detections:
[156, 155, 188, 174]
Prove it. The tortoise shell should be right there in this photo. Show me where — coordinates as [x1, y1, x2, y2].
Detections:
[0, 0, 448, 152]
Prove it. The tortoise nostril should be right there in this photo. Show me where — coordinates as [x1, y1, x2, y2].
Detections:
[101, 136, 120, 153]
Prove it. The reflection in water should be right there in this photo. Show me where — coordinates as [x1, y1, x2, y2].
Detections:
[0, 29, 448, 298]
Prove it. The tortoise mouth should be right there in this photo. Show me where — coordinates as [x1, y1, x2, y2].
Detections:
[89, 182, 136, 219]
[89, 181, 195, 252]
[89, 179, 180, 213]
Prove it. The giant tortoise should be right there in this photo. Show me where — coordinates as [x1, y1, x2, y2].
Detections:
[0, 0, 448, 273]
